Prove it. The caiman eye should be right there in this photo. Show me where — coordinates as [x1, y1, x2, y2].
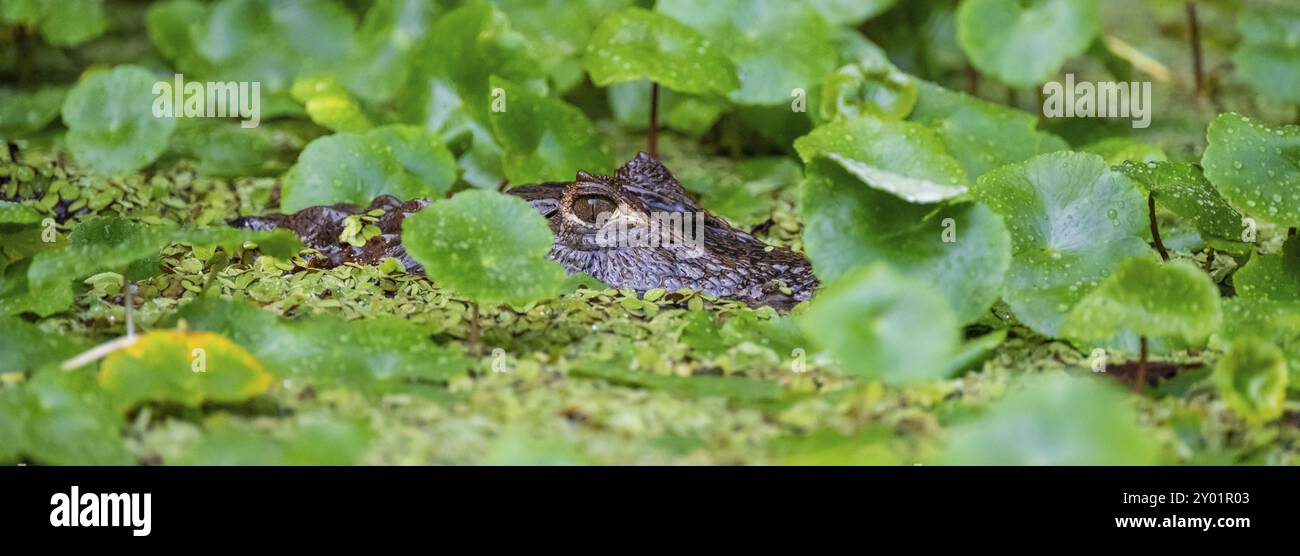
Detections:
[572, 194, 617, 223]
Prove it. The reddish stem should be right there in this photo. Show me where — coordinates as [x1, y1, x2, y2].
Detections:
[648, 82, 660, 158]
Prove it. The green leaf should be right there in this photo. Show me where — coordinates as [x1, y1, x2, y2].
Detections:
[0, 316, 84, 373]
[1214, 336, 1288, 424]
[488, 75, 613, 183]
[176, 297, 473, 390]
[497, 0, 634, 93]
[657, 0, 837, 105]
[403, 189, 566, 307]
[808, 0, 897, 25]
[280, 125, 457, 212]
[571, 362, 784, 403]
[0, 370, 132, 465]
[5, 0, 108, 46]
[1234, 236, 1300, 301]
[1234, 4, 1300, 104]
[62, 65, 178, 175]
[334, 0, 445, 103]
[794, 114, 970, 203]
[0, 200, 43, 225]
[1082, 137, 1166, 166]
[1222, 298, 1300, 387]
[188, 0, 357, 92]
[1061, 258, 1222, 351]
[1118, 160, 1245, 241]
[817, 60, 917, 121]
[1201, 113, 1300, 228]
[956, 0, 1100, 87]
[98, 329, 273, 412]
[583, 7, 738, 96]
[908, 80, 1068, 180]
[941, 374, 1158, 465]
[800, 264, 960, 384]
[290, 76, 374, 133]
[0, 86, 66, 137]
[801, 160, 1010, 323]
[168, 119, 279, 178]
[971, 151, 1152, 336]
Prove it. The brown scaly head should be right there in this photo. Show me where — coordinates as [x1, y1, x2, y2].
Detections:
[508, 153, 818, 310]
[233, 153, 818, 310]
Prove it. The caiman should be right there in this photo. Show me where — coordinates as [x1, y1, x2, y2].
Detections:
[233, 153, 818, 310]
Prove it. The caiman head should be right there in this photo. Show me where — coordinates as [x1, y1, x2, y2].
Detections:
[508, 153, 817, 309]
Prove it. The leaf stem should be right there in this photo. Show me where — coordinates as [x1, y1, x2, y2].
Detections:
[1148, 193, 1170, 261]
[648, 82, 660, 158]
[1135, 336, 1149, 394]
[469, 301, 480, 354]
[1186, 2, 1204, 97]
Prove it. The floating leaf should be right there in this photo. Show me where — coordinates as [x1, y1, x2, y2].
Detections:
[1222, 298, 1300, 387]
[1118, 160, 1245, 241]
[800, 264, 960, 384]
[794, 114, 970, 203]
[280, 125, 457, 211]
[956, 0, 1100, 87]
[0, 201, 43, 225]
[971, 152, 1152, 336]
[181, 414, 372, 465]
[403, 190, 566, 307]
[1214, 336, 1288, 424]
[908, 80, 1068, 180]
[2, 0, 107, 46]
[818, 60, 917, 121]
[572, 362, 784, 403]
[941, 374, 1158, 465]
[168, 119, 279, 177]
[801, 160, 1010, 323]
[657, 0, 836, 105]
[1061, 258, 1221, 352]
[1234, 4, 1300, 104]
[62, 65, 177, 175]
[334, 0, 445, 103]
[98, 329, 272, 412]
[489, 75, 612, 183]
[1201, 113, 1300, 228]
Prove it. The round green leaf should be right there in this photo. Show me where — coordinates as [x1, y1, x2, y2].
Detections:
[1234, 4, 1300, 104]
[1118, 161, 1244, 241]
[1201, 113, 1300, 228]
[909, 80, 1068, 180]
[1214, 336, 1289, 425]
[657, 0, 836, 105]
[799, 264, 960, 384]
[0, 86, 67, 137]
[583, 7, 738, 96]
[941, 374, 1158, 465]
[801, 160, 1010, 323]
[62, 66, 178, 176]
[488, 75, 613, 183]
[1062, 258, 1222, 351]
[1234, 236, 1300, 302]
[972, 152, 1153, 336]
[808, 0, 897, 25]
[794, 114, 970, 203]
[956, 0, 1100, 87]
[818, 62, 917, 121]
[280, 125, 457, 212]
[402, 190, 566, 307]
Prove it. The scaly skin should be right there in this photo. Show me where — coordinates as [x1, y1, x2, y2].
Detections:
[233, 154, 818, 310]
